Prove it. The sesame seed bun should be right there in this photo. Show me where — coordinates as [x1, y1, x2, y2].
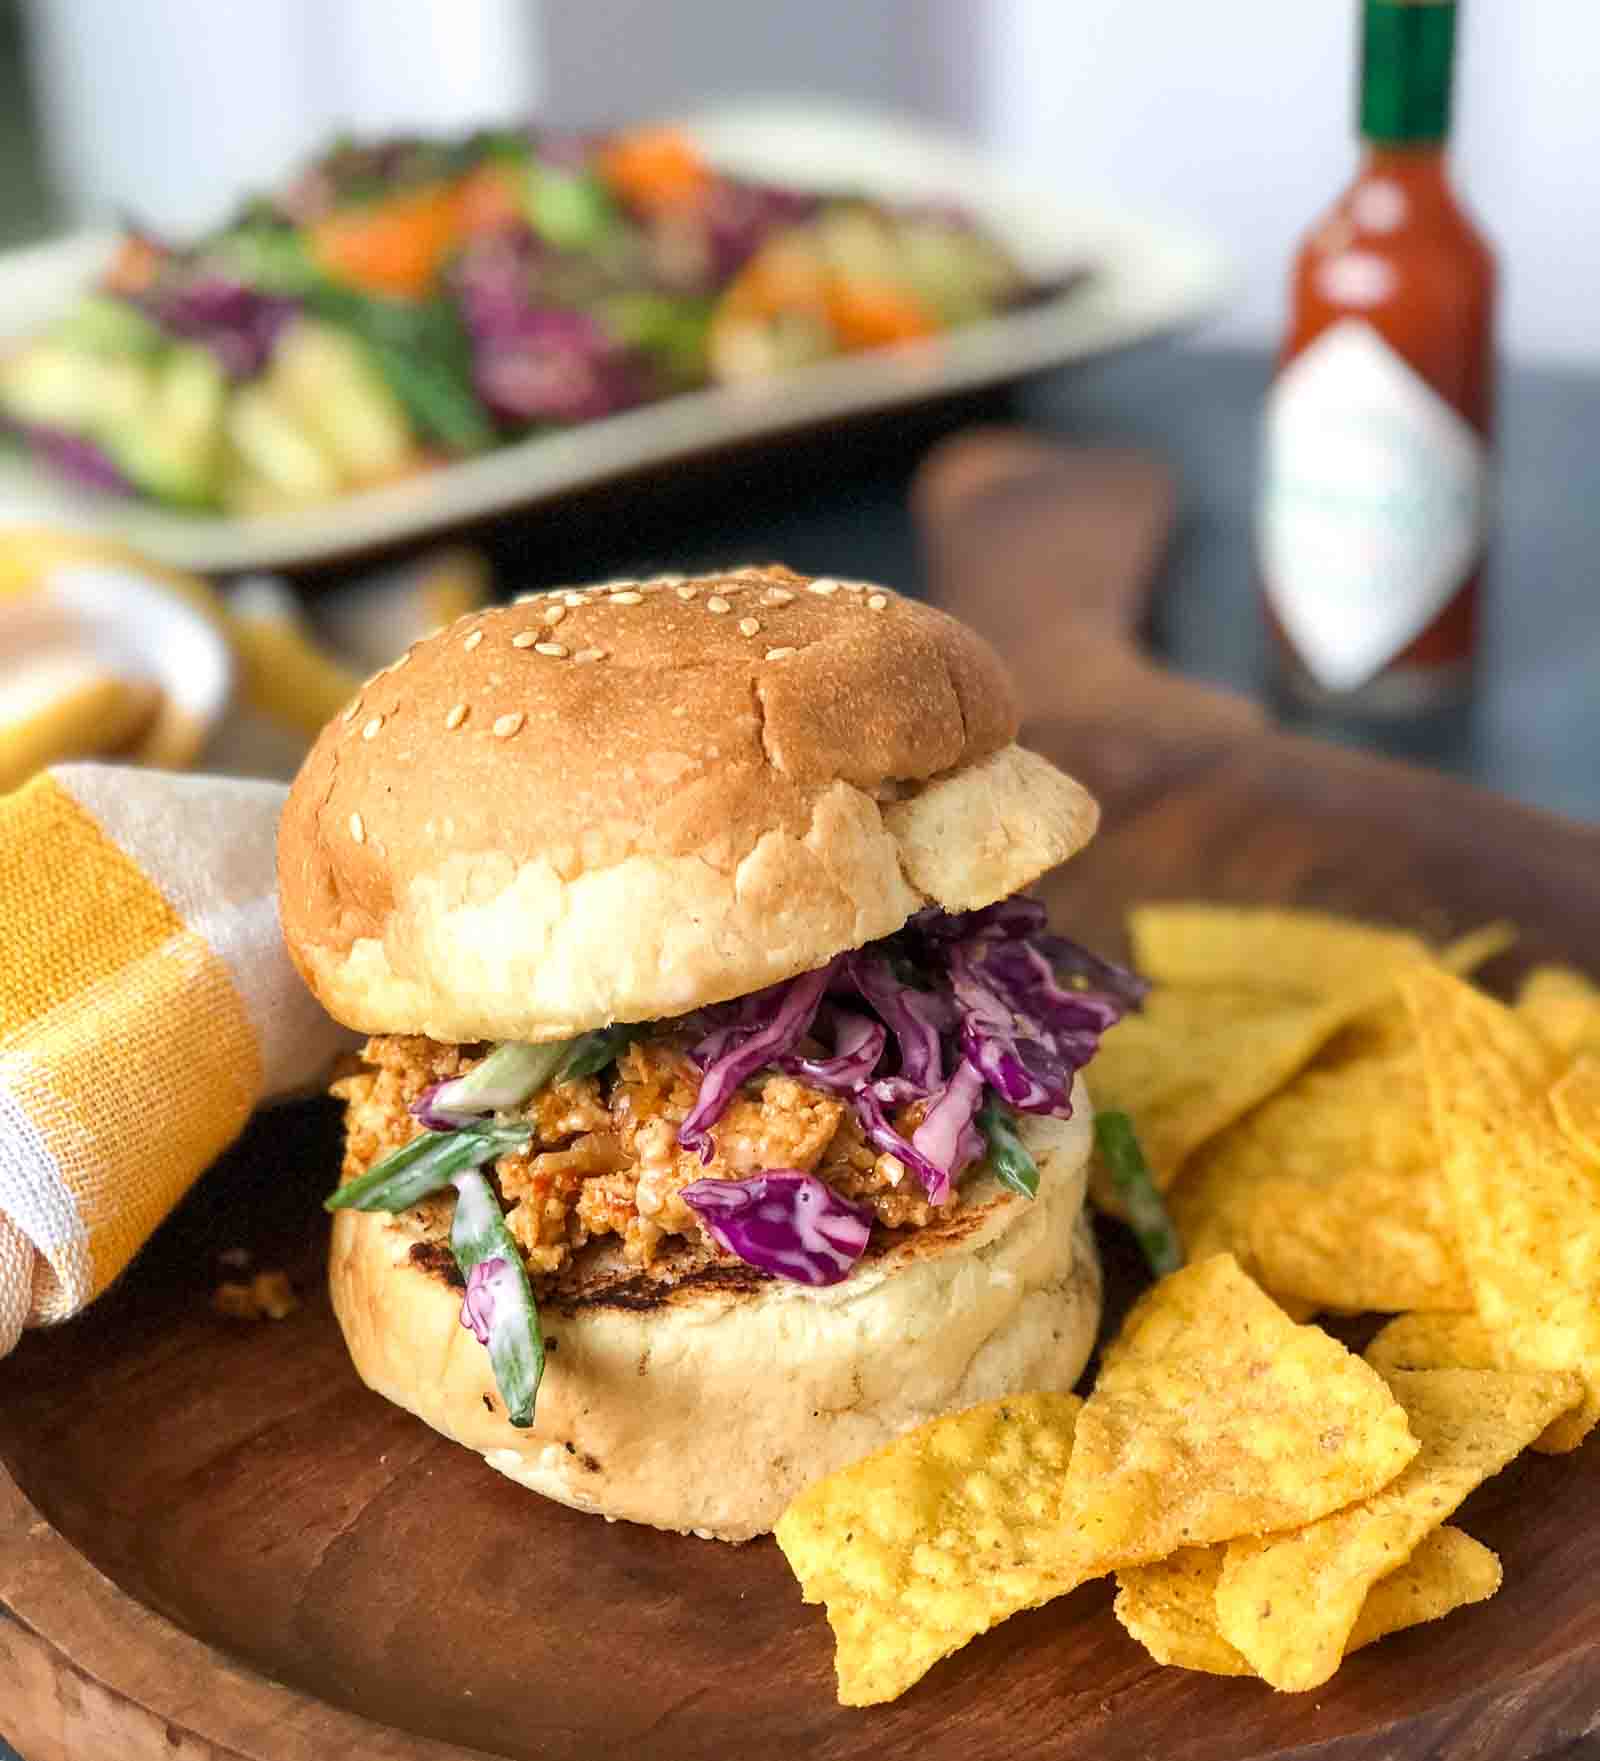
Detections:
[277, 565, 1098, 1041]
[328, 1099, 1100, 1540]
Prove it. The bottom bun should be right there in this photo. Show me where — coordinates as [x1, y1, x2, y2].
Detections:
[329, 1091, 1101, 1541]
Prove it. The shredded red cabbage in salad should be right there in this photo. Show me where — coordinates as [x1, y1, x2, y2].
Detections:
[125, 243, 299, 379]
[7, 422, 132, 495]
[452, 228, 650, 423]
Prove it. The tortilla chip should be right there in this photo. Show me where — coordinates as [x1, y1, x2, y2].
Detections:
[1170, 1030, 1469, 1315]
[1088, 985, 1399, 1190]
[1115, 1526, 1500, 1677]
[1405, 967, 1600, 1451]
[1551, 1056, 1600, 1165]
[1128, 906, 1430, 997]
[1326, 999, 1429, 1065]
[1345, 1526, 1502, 1654]
[1365, 1311, 1502, 1379]
[1516, 965, 1600, 1060]
[1437, 921, 1518, 978]
[774, 1394, 1086, 1706]
[1113, 1546, 1252, 1676]
[1214, 1366, 1581, 1691]
[1064, 1255, 1417, 1564]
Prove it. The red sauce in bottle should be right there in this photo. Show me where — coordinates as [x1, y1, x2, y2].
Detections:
[1260, 1, 1495, 714]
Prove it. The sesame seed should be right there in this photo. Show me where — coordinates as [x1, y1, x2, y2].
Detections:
[609, 590, 643, 605]
[348, 812, 366, 844]
[808, 578, 840, 596]
[842, 581, 866, 594]
[445, 703, 469, 729]
[493, 712, 525, 738]
[738, 617, 760, 636]
[362, 715, 384, 740]
[651, 573, 685, 586]
[543, 604, 567, 626]
[676, 585, 700, 600]
[762, 587, 795, 606]
[563, 592, 586, 607]
[765, 646, 797, 660]
[706, 595, 731, 614]
[535, 642, 569, 657]
[867, 593, 889, 610]
[464, 629, 484, 651]
[572, 647, 606, 664]
[512, 631, 539, 648]
[341, 698, 361, 722]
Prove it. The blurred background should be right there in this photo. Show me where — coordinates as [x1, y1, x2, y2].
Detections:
[4, 0, 1594, 364]
[0, 0, 1595, 819]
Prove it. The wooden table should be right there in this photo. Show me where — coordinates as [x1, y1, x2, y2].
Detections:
[3, 347, 1597, 1761]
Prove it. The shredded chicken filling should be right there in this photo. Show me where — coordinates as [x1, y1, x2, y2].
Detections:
[334, 1033, 945, 1276]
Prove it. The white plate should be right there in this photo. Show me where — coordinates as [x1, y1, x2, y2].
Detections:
[0, 99, 1230, 575]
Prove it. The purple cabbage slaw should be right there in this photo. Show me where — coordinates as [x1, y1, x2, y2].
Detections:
[676, 897, 1145, 1211]
[680, 1173, 871, 1287]
[460, 1255, 506, 1344]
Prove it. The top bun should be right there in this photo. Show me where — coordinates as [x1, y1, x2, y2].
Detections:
[278, 565, 1097, 1042]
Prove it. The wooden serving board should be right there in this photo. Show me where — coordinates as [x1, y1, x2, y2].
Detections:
[3, 434, 1599, 1761]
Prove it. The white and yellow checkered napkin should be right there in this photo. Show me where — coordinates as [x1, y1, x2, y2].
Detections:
[0, 762, 349, 1355]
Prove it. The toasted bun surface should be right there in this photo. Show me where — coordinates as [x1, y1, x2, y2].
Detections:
[278, 566, 1098, 1041]
[329, 1097, 1099, 1540]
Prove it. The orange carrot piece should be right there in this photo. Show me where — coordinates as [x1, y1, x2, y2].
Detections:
[309, 183, 463, 301]
[717, 239, 830, 322]
[454, 163, 524, 236]
[823, 276, 939, 349]
[597, 127, 712, 212]
[102, 234, 165, 297]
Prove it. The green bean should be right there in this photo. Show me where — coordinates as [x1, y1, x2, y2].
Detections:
[560, 1023, 650, 1080]
[323, 1124, 531, 1214]
[1094, 1109, 1184, 1277]
[979, 1101, 1040, 1199]
[451, 1170, 544, 1427]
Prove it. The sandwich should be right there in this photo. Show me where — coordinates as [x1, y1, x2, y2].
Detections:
[277, 564, 1141, 1540]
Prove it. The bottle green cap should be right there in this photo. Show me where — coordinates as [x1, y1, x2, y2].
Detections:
[1359, 0, 1457, 144]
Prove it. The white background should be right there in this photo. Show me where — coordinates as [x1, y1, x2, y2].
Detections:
[23, 0, 1595, 366]
[974, 0, 1595, 366]
[546, 0, 1598, 367]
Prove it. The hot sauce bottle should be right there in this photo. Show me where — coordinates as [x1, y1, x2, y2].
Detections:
[1259, 0, 1495, 715]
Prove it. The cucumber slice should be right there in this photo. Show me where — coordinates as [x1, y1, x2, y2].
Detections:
[898, 222, 1023, 326]
[266, 318, 416, 482]
[204, 223, 321, 295]
[0, 342, 154, 433]
[52, 293, 166, 357]
[598, 292, 711, 387]
[528, 170, 616, 250]
[104, 345, 226, 508]
[225, 382, 340, 503]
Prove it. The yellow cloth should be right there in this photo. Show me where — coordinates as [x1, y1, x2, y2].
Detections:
[0, 763, 350, 1352]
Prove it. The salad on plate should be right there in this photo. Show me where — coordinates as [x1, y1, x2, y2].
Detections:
[0, 123, 1050, 517]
